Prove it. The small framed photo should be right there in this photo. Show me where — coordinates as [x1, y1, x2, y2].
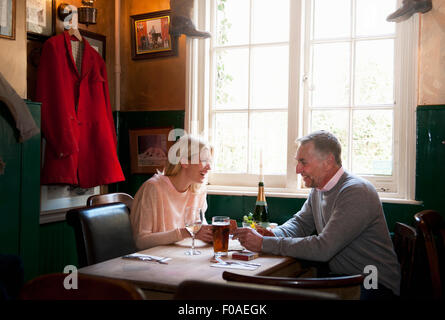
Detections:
[129, 127, 174, 174]
[0, 0, 15, 40]
[40, 185, 100, 213]
[130, 10, 178, 60]
[26, 0, 55, 38]
[80, 29, 106, 61]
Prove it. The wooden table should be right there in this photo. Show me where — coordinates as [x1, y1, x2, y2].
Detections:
[79, 238, 303, 299]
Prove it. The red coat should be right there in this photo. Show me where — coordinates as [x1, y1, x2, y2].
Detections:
[36, 31, 125, 188]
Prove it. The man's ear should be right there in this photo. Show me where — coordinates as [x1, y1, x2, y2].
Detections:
[325, 153, 336, 168]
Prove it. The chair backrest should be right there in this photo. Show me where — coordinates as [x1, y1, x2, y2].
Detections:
[20, 273, 145, 300]
[392, 222, 417, 297]
[87, 192, 134, 211]
[66, 203, 137, 267]
[174, 280, 338, 300]
[414, 210, 445, 299]
[222, 271, 364, 300]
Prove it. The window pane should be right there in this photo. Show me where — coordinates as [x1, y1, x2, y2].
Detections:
[215, 0, 250, 46]
[354, 39, 394, 105]
[250, 112, 288, 175]
[213, 113, 248, 173]
[352, 110, 393, 175]
[252, 0, 289, 43]
[311, 110, 350, 169]
[313, 0, 351, 39]
[214, 48, 249, 109]
[356, 0, 396, 37]
[311, 43, 350, 106]
[251, 45, 289, 109]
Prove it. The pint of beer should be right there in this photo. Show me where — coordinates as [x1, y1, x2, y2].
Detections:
[212, 216, 230, 257]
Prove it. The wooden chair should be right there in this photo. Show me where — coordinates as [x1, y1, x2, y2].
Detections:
[222, 271, 364, 300]
[174, 279, 338, 300]
[414, 210, 445, 299]
[392, 222, 418, 298]
[20, 273, 145, 300]
[66, 203, 137, 267]
[87, 192, 134, 211]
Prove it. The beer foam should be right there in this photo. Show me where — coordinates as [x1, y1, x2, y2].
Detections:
[212, 221, 230, 226]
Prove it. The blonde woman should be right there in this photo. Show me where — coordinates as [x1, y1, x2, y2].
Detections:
[130, 135, 214, 250]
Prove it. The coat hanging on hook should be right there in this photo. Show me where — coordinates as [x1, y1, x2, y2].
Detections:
[386, 0, 432, 23]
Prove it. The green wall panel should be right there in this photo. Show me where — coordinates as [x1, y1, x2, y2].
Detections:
[207, 195, 307, 226]
[38, 221, 78, 274]
[0, 102, 21, 254]
[0, 101, 41, 281]
[19, 102, 41, 281]
[416, 105, 445, 215]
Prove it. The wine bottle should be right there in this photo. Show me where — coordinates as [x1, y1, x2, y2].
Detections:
[253, 150, 269, 228]
[253, 149, 269, 227]
[253, 182, 269, 228]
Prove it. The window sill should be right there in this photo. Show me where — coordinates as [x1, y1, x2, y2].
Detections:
[206, 185, 423, 205]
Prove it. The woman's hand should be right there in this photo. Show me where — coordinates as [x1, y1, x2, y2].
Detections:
[195, 224, 213, 243]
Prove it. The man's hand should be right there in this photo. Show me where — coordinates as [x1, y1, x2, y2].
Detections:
[255, 225, 275, 237]
[232, 227, 264, 252]
[229, 219, 238, 234]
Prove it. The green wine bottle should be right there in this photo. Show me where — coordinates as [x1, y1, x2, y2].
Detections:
[253, 181, 269, 228]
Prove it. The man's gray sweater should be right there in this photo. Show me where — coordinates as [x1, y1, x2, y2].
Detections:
[262, 171, 401, 295]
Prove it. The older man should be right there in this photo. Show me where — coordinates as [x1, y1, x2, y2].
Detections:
[234, 131, 400, 299]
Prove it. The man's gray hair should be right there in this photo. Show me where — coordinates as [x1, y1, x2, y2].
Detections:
[297, 130, 342, 166]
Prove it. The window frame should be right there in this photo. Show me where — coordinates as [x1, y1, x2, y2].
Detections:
[189, 0, 419, 203]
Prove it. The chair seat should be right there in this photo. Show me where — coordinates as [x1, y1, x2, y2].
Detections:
[222, 271, 364, 300]
[392, 222, 417, 298]
[66, 203, 137, 267]
[174, 279, 338, 300]
[20, 273, 145, 300]
[414, 210, 445, 299]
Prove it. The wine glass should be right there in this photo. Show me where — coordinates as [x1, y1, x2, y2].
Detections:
[184, 207, 203, 255]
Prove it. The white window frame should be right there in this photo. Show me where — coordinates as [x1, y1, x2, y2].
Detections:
[188, 0, 419, 203]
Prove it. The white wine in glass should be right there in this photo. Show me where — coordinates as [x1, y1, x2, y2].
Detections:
[184, 207, 203, 255]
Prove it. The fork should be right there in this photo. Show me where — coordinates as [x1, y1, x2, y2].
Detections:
[214, 256, 260, 267]
[123, 254, 170, 264]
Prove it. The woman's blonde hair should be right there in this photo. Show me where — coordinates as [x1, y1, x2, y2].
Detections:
[163, 135, 213, 193]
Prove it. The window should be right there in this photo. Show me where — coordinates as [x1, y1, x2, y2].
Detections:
[189, 0, 418, 201]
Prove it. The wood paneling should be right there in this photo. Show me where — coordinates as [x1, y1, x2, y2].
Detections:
[0, 0, 27, 98]
[121, 0, 186, 111]
[418, 0, 445, 105]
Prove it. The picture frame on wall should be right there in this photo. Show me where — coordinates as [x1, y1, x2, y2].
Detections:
[40, 185, 100, 222]
[130, 10, 178, 60]
[26, 0, 55, 39]
[129, 127, 174, 174]
[0, 0, 15, 40]
[80, 29, 106, 61]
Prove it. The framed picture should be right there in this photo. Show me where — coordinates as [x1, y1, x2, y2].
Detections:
[26, 0, 54, 39]
[40, 185, 100, 215]
[130, 10, 178, 60]
[80, 29, 106, 61]
[129, 127, 174, 174]
[0, 0, 15, 40]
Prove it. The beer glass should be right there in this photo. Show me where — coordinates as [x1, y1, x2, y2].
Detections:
[212, 216, 230, 257]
